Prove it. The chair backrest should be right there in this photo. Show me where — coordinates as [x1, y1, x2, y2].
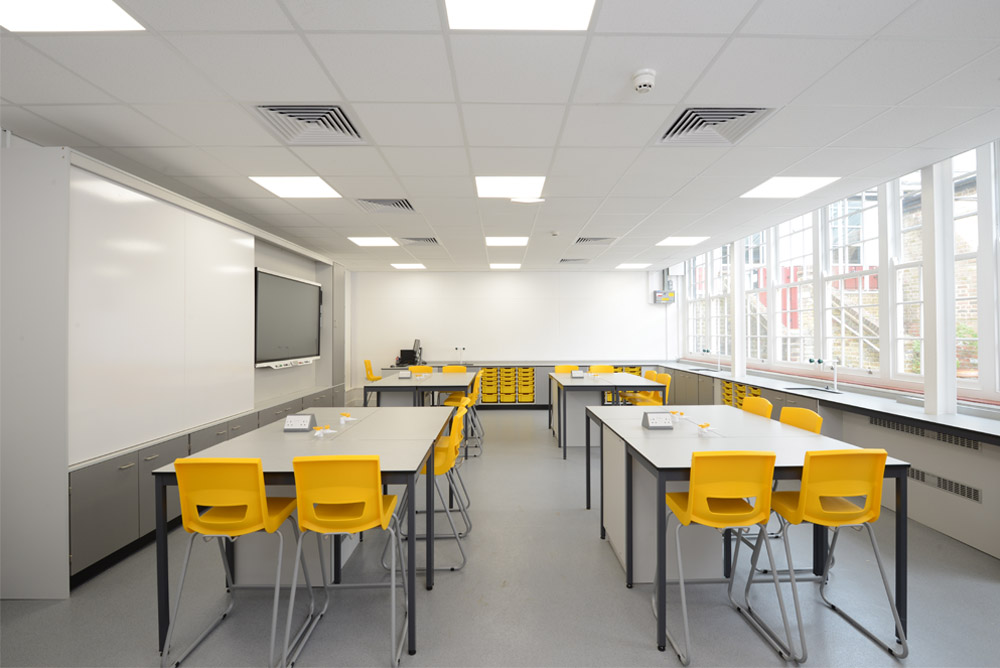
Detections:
[364, 359, 380, 382]
[644, 369, 657, 381]
[469, 369, 483, 402]
[174, 458, 272, 536]
[681, 451, 776, 529]
[742, 396, 773, 419]
[657, 372, 672, 404]
[791, 449, 888, 526]
[554, 365, 579, 373]
[438, 401, 470, 471]
[589, 364, 615, 374]
[442, 365, 466, 373]
[292, 455, 390, 534]
[409, 365, 433, 374]
[780, 406, 823, 434]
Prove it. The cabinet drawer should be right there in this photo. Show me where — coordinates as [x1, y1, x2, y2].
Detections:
[70, 452, 139, 574]
[304, 389, 334, 409]
[138, 436, 188, 536]
[258, 398, 304, 426]
[228, 413, 258, 439]
[190, 422, 229, 453]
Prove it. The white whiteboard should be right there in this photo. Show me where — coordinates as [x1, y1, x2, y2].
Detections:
[352, 271, 667, 369]
[67, 169, 254, 464]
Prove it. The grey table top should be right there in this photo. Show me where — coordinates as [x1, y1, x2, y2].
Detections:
[155, 406, 452, 475]
[588, 404, 908, 471]
[366, 371, 476, 390]
[550, 372, 664, 389]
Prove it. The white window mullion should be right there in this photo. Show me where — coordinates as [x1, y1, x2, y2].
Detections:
[813, 209, 824, 362]
[877, 182, 892, 383]
[732, 238, 746, 376]
[923, 163, 957, 414]
[976, 142, 998, 394]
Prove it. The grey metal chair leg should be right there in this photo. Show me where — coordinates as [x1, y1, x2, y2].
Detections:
[819, 524, 909, 659]
[281, 529, 330, 668]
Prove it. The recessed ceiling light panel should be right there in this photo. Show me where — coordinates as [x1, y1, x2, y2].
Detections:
[490, 263, 521, 270]
[486, 237, 529, 247]
[741, 176, 839, 199]
[391, 263, 425, 269]
[445, 0, 596, 31]
[616, 263, 651, 269]
[349, 237, 398, 247]
[656, 236, 710, 247]
[475, 176, 544, 199]
[249, 176, 341, 198]
[0, 0, 144, 31]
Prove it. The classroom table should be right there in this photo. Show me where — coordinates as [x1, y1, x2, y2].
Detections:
[364, 371, 476, 407]
[550, 372, 665, 459]
[585, 404, 910, 652]
[152, 406, 453, 658]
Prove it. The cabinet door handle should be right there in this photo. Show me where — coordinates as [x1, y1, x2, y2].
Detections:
[119, 462, 136, 471]
[274, 410, 284, 416]
[230, 425, 241, 431]
[285, 407, 294, 412]
[215, 430, 226, 436]
[143, 454, 159, 462]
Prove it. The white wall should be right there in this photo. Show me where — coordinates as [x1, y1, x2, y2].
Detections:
[352, 271, 668, 380]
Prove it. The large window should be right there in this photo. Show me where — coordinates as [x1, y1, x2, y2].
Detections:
[744, 231, 768, 362]
[895, 171, 923, 375]
[710, 245, 732, 357]
[952, 149, 979, 380]
[685, 253, 709, 356]
[775, 214, 814, 363]
[825, 188, 880, 372]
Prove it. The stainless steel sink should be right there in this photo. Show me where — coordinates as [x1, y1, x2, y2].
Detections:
[784, 386, 843, 394]
[687, 368, 721, 372]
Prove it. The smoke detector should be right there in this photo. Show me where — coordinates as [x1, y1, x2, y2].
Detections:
[632, 69, 656, 94]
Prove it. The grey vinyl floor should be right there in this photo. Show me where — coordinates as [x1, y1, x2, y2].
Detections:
[2, 409, 999, 668]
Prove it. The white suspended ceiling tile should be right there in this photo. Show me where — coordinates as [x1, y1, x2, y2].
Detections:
[595, 0, 755, 33]
[468, 147, 553, 174]
[380, 147, 470, 176]
[286, 198, 366, 214]
[398, 176, 475, 197]
[700, 146, 815, 178]
[541, 174, 619, 198]
[686, 36, 863, 107]
[461, 104, 566, 147]
[114, 147, 238, 176]
[667, 175, 762, 200]
[291, 146, 393, 176]
[24, 104, 186, 146]
[406, 197, 479, 218]
[221, 202, 311, 219]
[0, 39, 115, 105]
[21, 34, 225, 104]
[537, 197, 604, 217]
[134, 103, 280, 146]
[117, 0, 296, 31]
[596, 198, 666, 215]
[450, 34, 586, 104]
[352, 103, 464, 146]
[0, 105, 99, 146]
[793, 38, 998, 107]
[903, 47, 1000, 108]
[739, 106, 890, 147]
[276, 226, 339, 239]
[573, 36, 726, 105]
[175, 175, 279, 199]
[282, 0, 442, 31]
[559, 104, 674, 147]
[832, 106, 989, 149]
[164, 34, 340, 102]
[779, 147, 901, 177]
[317, 176, 405, 198]
[612, 146, 729, 191]
[739, 0, 916, 36]
[629, 216, 703, 237]
[918, 109, 1000, 150]
[549, 147, 641, 179]
[308, 34, 454, 103]
[880, 0, 1000, 38]
[202, 146, 313, 175]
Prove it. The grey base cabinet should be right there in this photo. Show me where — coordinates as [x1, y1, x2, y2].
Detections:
[138, 436, 188, 536]
[70, 452, 139, 575]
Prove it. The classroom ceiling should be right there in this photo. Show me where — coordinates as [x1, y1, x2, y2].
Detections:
[2, 0, 999, 272]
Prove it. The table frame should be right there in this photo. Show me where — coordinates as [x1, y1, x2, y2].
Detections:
[364, 372, 475, 408]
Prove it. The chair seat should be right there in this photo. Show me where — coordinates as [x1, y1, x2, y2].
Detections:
[771, 490, 864, 524]
[442, 392, 467, 405]
[629, 396, 662, 406]
[665, 492, 756, 528]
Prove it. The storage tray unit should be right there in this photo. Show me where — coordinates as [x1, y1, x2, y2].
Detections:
[481, 366, 534, 403]
[722, 380, 761, 408]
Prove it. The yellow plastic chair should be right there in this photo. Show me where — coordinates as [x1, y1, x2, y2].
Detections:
[162, 458, 315, 668]
[554, 364, 579, 373]
[387, 401, 471, 572]
[282, 455, 407, 667]
[588, 364, 615, 374]
[408, 365, 432, 375]
[758, 449, 907, 660]
[628, 372, 671, 406]
[442, 365, 466, 373]
[656, 451, 800, 666]
[364, 360, 382, 406]
[742, 396, 773, 419]
[620, 369, 657, 402]
[444, 370, 484, 458]
[779, 406, 823, 433]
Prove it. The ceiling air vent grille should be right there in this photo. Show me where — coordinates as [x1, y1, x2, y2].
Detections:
[560, 258, 589, 264]
[255, 105, 363, 145]
[574, 237, 616, 246]
[400, 237, 439, 246]
[356, 198, 415, 214]
[659, 107, 772, 146]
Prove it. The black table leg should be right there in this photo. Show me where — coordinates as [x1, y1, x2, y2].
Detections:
[155, 476, 169, 652]
[426, 447, 434, 589]
[585, 415, 591, 509]
[561, 387, 567, 460]
[625, 448, 633, 588]
[656, 472, 666, 651]
[599, 424, 605, 540]
[896, 471, 908, 637]
[406, 473, 417, 655]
